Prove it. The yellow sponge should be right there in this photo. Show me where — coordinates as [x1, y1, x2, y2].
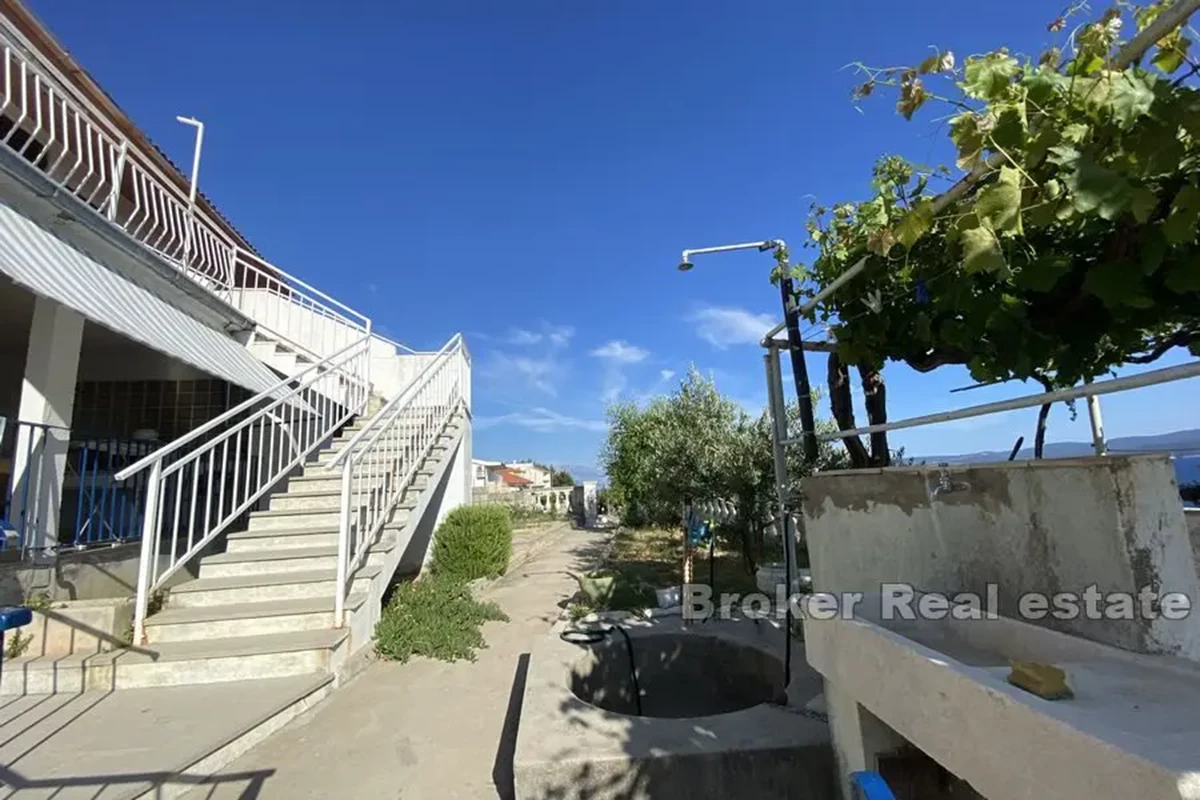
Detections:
[1007, 661, 1073, 700]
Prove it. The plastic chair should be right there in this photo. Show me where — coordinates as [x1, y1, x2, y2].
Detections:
[850, 771, 897, 800]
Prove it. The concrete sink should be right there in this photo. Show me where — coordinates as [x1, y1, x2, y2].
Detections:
[806, 593, 1200, 799]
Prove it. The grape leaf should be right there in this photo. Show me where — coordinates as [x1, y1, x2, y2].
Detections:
[963, 52, 1020, 101]
[976, 166, 1023, 234]
[1129, 186, 1159, 224]
[1152, 30, 1191, 74]
[1164, 260, 1200, 293]
[894, 199, 934, 249]
[1083, 260, 1152, 308]
[1015, 255, 1072, 292]
[1062, 154, 1132, 220]
[949, 113, 986, 170]
[961, 227, 1007, 274]
[1107, 75, 1156, 128]
[1163, 184, 1200, 244]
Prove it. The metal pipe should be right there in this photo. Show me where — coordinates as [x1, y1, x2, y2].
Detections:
[680, 239, 781, 267]
[1086, 380, 1107, 456]
[764, 338, 836, 353]
[678, 239, 783, 272]
[176, 116, 203, 266]
[760, 256, 867, 345]
[763, 346, 795, 687]
[791, 361, 1200, 443]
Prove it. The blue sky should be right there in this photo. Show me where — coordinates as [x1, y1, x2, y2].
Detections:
[33, 0, 1198, 470]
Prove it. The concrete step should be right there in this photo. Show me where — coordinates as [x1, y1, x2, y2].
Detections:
[268, 484, 391, 512]
[283, 471, 390, 494]
[0, 629, 349, 694]
[321, 423, 457, 460]
[269, 489, 345, 512]
[247, 507, 343, 532]
[224, 527, 340, 552]
[145, 595, 367, 643]
[198, 542, 390, 579]
[223, 514, 408, 553]
[331, 425, 420, 446]
[167, 567, 381, 608]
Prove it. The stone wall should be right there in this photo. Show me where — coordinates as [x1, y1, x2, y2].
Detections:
[802, 455, 1200, 660]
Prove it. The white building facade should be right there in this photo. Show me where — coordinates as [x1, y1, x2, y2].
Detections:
[0, 0, 470, 633]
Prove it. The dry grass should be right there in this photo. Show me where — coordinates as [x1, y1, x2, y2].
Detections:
[580, 526, 758, 612]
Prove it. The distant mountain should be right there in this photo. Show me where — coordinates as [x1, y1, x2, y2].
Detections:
[560, 464, 604, 484]
[917, 429, 1200, 492]
[919, 429, 1200, 464]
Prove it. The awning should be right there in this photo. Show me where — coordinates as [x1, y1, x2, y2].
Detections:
[0, 201, 287, 398]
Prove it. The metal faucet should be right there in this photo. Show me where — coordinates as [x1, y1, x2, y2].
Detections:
[930, 462, 971, 498]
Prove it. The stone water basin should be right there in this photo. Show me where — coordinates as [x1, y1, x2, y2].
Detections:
[514, 614, 837, 799]
[805, 592, 1200, 799]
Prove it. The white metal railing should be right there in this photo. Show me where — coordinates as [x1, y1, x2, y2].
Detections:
[115, 337, 372, 643]
[0, 19, 373, 362]
[326, 333, 468, 625]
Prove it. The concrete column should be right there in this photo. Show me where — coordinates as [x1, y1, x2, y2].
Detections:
[825, 681, 907, 799]
[10, 296, 84, 553]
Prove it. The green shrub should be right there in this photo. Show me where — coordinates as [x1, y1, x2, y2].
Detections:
[375, 574, 508, 663]
[430, 504, 514, 582]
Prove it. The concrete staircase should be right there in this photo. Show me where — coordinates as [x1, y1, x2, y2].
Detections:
[0, 407, 466, 696]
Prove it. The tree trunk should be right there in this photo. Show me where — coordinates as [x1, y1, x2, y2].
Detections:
[857, 363, 891, 467]
[1033, 376, 1053, 459]
[827, 352, 871, 468]
[1034, 402, 1052, 459]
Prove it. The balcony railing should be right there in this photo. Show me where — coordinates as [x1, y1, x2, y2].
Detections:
[0, 418, 161, 553]
[0, 16, 371, 362]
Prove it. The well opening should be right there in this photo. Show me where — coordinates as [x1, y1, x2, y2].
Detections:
[569, 632, 783, 719]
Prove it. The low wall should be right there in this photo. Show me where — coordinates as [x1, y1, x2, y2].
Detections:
[15, 598, 132, 658]
[0, 543, 199, 605]
[802, 455, 1200, 660]
[1188, 508, 1200, 575]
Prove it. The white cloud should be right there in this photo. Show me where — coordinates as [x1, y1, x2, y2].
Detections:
[504, 323, 575, 348]
[547, 325, 575, 348]
[475, 407, 606, 433]
[689, 306, 775, 349]
[660, 369, 675, 382]
[590, 340, 649, 363]
[483, 352, 567, 397]
[507, 328, 543, 346]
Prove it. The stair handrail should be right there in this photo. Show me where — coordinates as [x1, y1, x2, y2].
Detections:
[330, 333, 468, 626]
[114, 335, 370, 483]
[120, 335, 373, 644]
[324, 332, 463, 471]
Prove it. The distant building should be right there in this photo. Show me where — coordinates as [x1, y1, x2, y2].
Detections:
[506, 461, 552, 489]
[491, 468, 533, 491]
[471, 459, 538, 493]
[472, 459, 501, 489]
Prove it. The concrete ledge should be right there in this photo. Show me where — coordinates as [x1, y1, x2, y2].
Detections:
[514, 615, 835, 799]
[806, 596, 1200, 800]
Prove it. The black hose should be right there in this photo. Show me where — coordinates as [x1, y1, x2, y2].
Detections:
[560, 623, 643, 715]
[783, 514, 793, 689]
[701, 532, 716, 624]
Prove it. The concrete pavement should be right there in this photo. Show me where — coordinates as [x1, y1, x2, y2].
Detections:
[183, 523, 609, 799]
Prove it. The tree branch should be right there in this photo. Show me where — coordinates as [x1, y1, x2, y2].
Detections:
[1126, 330, 1198, 364]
